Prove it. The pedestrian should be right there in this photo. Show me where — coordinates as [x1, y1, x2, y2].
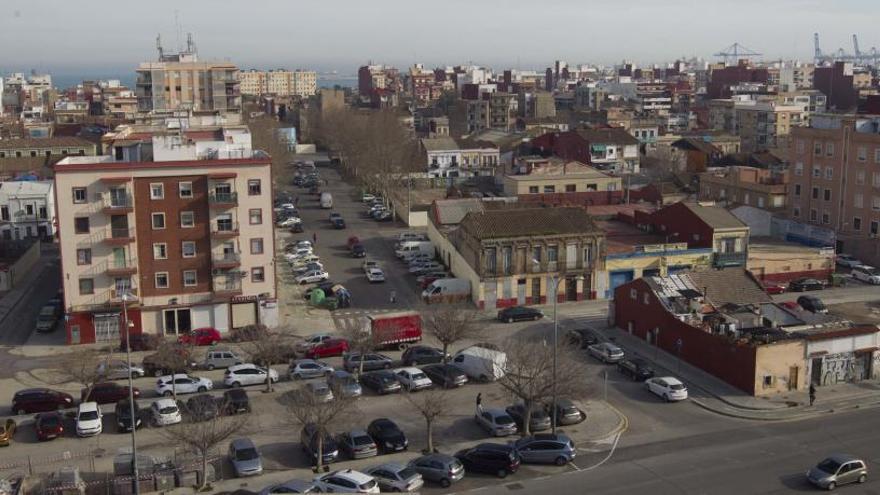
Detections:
[809, 383, 816, 406]
[312, 232, 317, 245]
[295, 195, 300, 206]
[476, 393, 483, 414]
[389, 290, 397, 303]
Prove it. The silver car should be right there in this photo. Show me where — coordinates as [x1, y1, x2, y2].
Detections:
[514, 433, 576, 466]
[328, 370, 363, 398]
[588, 342, 625, 363]
[305, 381, 334, 403]
[289, 359, 334, 380]
[259, 479, 318, 494]
[366, 462, 424, 492]
[474, 408, 518, 437]
[96, 360, 145, 380]
[229, 438, 263, 477]
[337, 429, 378, 459]
[807, 454, 868, 490]
[409, 454, 464, 488]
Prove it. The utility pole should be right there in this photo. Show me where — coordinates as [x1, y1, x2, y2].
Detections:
[121, 292, 139, 495]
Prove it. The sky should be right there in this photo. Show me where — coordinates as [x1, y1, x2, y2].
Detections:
[1, 0, 878, 78]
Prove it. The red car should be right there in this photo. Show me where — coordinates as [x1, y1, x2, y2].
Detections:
[178, 327, 222, 346]
[81, 382, 140, 404]
[34, 412, 64, 441]
[347, 236, 360, 249]
[762, 282, 786, 295]
[780, 301, 801, 310]
[305, 338, 350, 359]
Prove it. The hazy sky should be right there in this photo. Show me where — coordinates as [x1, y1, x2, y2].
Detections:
[1, 0, 877, 75]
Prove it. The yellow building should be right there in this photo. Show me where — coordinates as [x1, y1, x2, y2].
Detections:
[503, 157, 622, 205]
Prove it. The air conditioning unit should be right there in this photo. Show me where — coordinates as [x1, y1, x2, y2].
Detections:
[211, 269, 222, 276]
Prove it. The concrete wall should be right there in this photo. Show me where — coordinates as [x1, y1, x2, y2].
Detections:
[0, 240, 40, 291]
[753, 339, 807, 396]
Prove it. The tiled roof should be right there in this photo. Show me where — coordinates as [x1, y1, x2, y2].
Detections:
[686, 268, 771, 307]
[800, 325, 880, 341]
[421, 137, 459, 152]
[460, 206, 598, 239]
[671, 137, 720, 155]
[574, 127, 639, 146]
[0, 137, 96, 150]
[681, 203, 746, 230]
[432, 198, 485, 226]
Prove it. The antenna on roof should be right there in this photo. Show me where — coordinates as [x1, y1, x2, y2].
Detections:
[156, 34, 164, 60]
[186, 32, 197, 55]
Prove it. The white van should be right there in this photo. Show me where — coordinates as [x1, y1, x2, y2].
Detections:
[422, 278, 470, 303]
[451, 346, 506, 382]
[395, 241, 433, 259]
[396, 232, 428, 244]
[320, 192, 333, 209]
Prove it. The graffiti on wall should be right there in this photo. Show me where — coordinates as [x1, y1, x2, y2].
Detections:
[821, 352, 866, 385]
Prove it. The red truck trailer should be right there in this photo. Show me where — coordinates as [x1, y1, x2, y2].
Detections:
[368, 311, 422, 350]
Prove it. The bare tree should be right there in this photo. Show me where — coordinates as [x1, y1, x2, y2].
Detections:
[57, 347, 112, 401]
[245, 331, 287, 393]
[403, 388, 450, 454]
[338, 318, 375, 377]
[281, 388, 356, 473]
[496, 338, 587, 435]
[422, 306, 481, 364]
[148, 341, 195, 402]
[159, 400, 247, 491]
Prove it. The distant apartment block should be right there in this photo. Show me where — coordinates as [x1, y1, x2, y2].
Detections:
[237, 69, 317, 97]
[700, 166, 788, 210]
[421, 137, 499, 178]
[503, 156, 622, 206]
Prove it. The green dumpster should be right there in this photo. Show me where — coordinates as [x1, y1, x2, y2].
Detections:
[310, 289, 326, 306]
[323, 297, 339, 310]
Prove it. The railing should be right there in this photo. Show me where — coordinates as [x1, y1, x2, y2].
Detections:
[105, 228, 135, 242]
[102, 194, 133, 210]
[212, 277, 242, 294]
[209, 192, 238, 204]
[106, 258, 138, 274]
[212, 252, 241, 264]
[713, 251, 747, 268]
[211, 222, 239, 235]
[110, 288, 139, 302]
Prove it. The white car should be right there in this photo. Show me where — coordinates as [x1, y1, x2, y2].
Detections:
[75, 402, 103, 437]
[313, 469, 380, 494]
[224, 364, 280, 388]
[277, 217, 302, 227]
[645, 377, 688, 402]
[836, 254, 863, 268]
[293, 262, 324, 274]
[851, 265, 880, 284]
[409, 262, 442, 274]
[289, 253, 321, 265]
[366, 268, 386, 283]
[285, 248, 313, 259]
[296, 270, 329, 285]
[394, 367, 433, 391]
[361, 193, 376, 203]
[150, 398, 182, 426]
[290, 359, 335, 379]
[155, 374, 214, 397]
[362, 260, 381, 273]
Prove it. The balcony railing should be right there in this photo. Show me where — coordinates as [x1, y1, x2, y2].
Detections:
[209, 192, 238, 206]
[212, 276, 243, 296]
[102, 194, 133, 213]
[103, 228, 136, 244]
[105, 258, 138, 276]
[212, 252, 241, 267]
[211, 222, 239, 237]
[713, 251, 747, 268]
[109, 287, 139, 303]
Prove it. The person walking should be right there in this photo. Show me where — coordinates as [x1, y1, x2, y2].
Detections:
[809, 383, 816, 406]
[312, 232, 317, 245]
[389, 290, 397, 303]
[476, 393, 483, 414]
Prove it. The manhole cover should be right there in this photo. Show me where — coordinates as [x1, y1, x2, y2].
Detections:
[506, 483, 525, 490]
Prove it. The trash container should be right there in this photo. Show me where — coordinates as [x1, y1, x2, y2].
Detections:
[310, 289, 326, 306]
[323, 297, 339, 311]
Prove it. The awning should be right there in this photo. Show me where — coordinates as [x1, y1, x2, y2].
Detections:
[208, 173, 237, 179]
[100, 177, 132, 183]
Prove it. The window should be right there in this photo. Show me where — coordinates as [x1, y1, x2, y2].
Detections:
[825, 167, 833, 179]
[0, 206, 8, 221]
[873, 196, 880, 211]
[72, 187, 87, 203]
[250, 238, 264, 255]
[180, 211, 195, 228]
[814, 142, 822, 156]
[794, 162, 803, 176]
[182, 241, 196, 258]
[23, 204, 33, 216]
[853, 217, 862, 231]
[794, 184, 801, 197]
[854, 193, 864, 208]
[485, 247, 497, 273]
[875, 148, 880, 163]
[38, 206, 47, 219]
[252, 267, 265, 283]
[796, 139, 805, 154]
[153, 243, 168, 260]
[247, 179, 262, 195]
[823, 189, 831, 201]
[630, 288, 637, 300]
[76, 248, 92, 265]
[821, 211, 830, 224]
[249, 208, 262, 225]
[826, 142, 834, 157]
[811, 187, 819, 199]
[547, 245, 558, 263]
[155, 272, 170, 289]
[793, 206, 801, 218]
[643, 293, 650, 305]
[874, 172, 880, 188]
[502, 246, 512, 274]
[810, 209, 818, 221]
[183, 270, 197, 287]
[531, 246, 541, 265]
[74, 217, 90, 234]
[812, 166, 821, 178]
[857, 146, 867, 161]
[565, 184, 576, 192]
[857, 170, 866, 185]
[179, 181, 193, 198]
[528, 186, 539, 194]
[150, 183, 164, 199]
[757, 197, 765, 208]
[151, 212, 165, 229]
[583, 245, 593, 265]
[543, 185, 555, 193]
[871, 221, 879, 236]
[78, 278, 94, 295]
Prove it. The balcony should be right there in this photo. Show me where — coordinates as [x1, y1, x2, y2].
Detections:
[211, 221, 239, 238]
[212, 252, 241, 268]
[109, 288, 139, 304]
[105, 258, 138, 276]
[713, 251, 747, 268]
[209, 192, 238, 207]
[103, 228, 136, 245]
[212, 276, 243, 297]
[102, 194, 134, 214]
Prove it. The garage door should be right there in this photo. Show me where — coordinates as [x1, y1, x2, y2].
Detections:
[94, 314, 120, 343]
[607, 270, 635, 299]
[192, 305, 213, 329]
[484, 282, 497, 311]
[231, 302, 257, 329]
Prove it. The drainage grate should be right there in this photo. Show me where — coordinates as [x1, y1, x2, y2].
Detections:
[506, 483, 525, 490]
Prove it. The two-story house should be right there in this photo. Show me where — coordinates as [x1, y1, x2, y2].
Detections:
[421, 137, 499, 178]
[0, 180, 55, 240]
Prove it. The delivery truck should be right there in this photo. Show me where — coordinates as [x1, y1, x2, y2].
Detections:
[368, 311, 422, 350]
[451, 346, 507, 382]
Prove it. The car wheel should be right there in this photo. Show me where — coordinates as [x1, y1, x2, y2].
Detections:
[663, 393, 670, 402]
[206, 364, 215, 371]
[858, 474, 867, 483]
[198, 386, 207, 393]
[555, 456, 568, 466]
[383, 363, 391, 369]
[16, 409, 26, 416]
[231, 382, 241, 388]
[163, 391, 173, 397]
[440, 478, 451, 488]
[826, 481, 836, 491]
[533, 315, 540, 321]
[506, 317, 514, 323]
[496, 469, 508, 478]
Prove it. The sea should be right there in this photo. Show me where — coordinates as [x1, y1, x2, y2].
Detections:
[47, 73, 355, 91]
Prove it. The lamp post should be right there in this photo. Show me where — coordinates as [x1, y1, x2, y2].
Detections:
[545, 272, 583, 434]
[120, 291, 139, 495]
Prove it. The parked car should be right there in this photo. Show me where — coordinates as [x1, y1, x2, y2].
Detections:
[96, 360, 145, 380]
[290, 223, 304, 233]
[361, 194, 376, 203]
[0, 419, 16, 446]
[223, 389, 252, 415]
[296, 270, 330, 285]
[202, 349, 243, 370]
[806, 454, 868, 490]
[797, 295, 828, 314]
[186, 394, 220, 421]
[365, 462, 424, 493]
[505, 403, 552, 432]
[514, 433, 576, 465]
[347, 236, 361, 249]
[331, 218, 346, 229]
[587, 342, 625, 363]
[312, 469, 378, 494]
[762, 281, 787, 295]
[365, 268, 386, 283]
[362, 260, 380, 273]
[343, 353, 394, 373]
[836, 254, 864, 268]
[852, 265, 880, 284]
[565, 328, 600, 349]
[337, 429, 378, 459]
[75, 402, 102, 437]
[81, 382, 139, 405]
[12, 389, 73, 415]
[617, 358, 656, 381]
[155, 374, 213, 397]
[328, 370, 363, 398]
[789, 278, 825, 292]
[35, 306, 58, 332]
[409, 262, 443, 275]
[178, 327, 222, 346]
[401, 346, 446, 367]
[149, 399, 182, 426]
[645, 377, 689, 402]
[258, 479, 318, 495]
[229, 438, 263, 477]
[359, 370, 402, 394]
[305, 381, 334, 403]
[421, 364, 468, 388]
[497, 306, 544, 323]
[301, 423, 339, 465]
[394, 367, 433, 391]
[408, 454, 464, 488]
[475, 408, 518, 437]
[548, 399, 586, 426]
[367, 418, 408, 453]
[295, 333, 334, 353]
[224, 364, 279, 388]
[34, 412, 64, 441]
[305, 338, 349, 359]
[454, 443, 520, 478]
[351, 244, 367, 258]
[115, 399, 141, 433]
[289, 359, 334, 380]
[142, 346, 195, 377]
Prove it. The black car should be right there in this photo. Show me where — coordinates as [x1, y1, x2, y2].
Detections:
[367, 418, 408, 453]
[797, 295, 828, 313]
[300, 423, 339, 464]
[497, 306, 544, 323]
[293, 176, 305, 186]
[566, 328, 600, 349]
[401, 346, 446, 366]
[331, 218, 346, 229]
[454, 443, 521, 478]
[290, 223, 304, 234]
[185, 394, 220, 422]
[351, 243, 366, 258]
[616, 358, 655, 381]
[421, 364, 468, 388]
[359, 371, 402, 395]
[789, 278, 825, 292]
[223, 389, 251, 414]
[115, 399, 142, 432]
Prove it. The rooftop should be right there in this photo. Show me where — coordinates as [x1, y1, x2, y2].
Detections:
[0, 137, 96, 150]
[681, 202, 747, 230]
[0, 180, 52, 197]
[460, 206, 598, 239]
[597, 220, 668, 255]
[687, 268, 770, 307]
[575, 127, 639, 146]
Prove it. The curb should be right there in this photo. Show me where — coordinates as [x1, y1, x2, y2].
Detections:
[593, 400, 629, 442]
[689, 396, 880, 421]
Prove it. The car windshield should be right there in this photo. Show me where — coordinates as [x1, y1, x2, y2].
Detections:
[670, 383, 686, 390]
[79, 411, 98, 421]
[412, 373, 427, 381]
[353, 435, 373, 446]
[235, 448, 259, 461]
[358, 480, 377, 490]
[398, 467, 418, 479]
[496, 415, 515, 425]
[817, 458, 842, 473]
[41, 416, 61, 426]
[159, 406, 178, 414]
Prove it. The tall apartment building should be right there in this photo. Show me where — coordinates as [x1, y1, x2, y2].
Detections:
[787, 115, 880, 262]
[238, 69, 318, 97]
[699, 166, 787, 210]
[466, 93, 515, 133]
[709, 98, 805, 153]
[54, 129, 277, 345]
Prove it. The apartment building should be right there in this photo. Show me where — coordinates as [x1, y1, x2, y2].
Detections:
[787, 115, 880, 263]
[700, 166, 788, 210]
[0, 181, 55, 240]
[503, 156, 622, 206]
[466, 93, 515, 133]
[709, 98, 805, 153]
[54, 132, 277, 345]
[421, 137, 499, 178]
[237, 69, 318, 98]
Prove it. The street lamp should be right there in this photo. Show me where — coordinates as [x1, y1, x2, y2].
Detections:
[120, 291, 139, 494]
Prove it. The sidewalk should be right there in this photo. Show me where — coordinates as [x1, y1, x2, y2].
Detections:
[587, 323, 880, 421]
